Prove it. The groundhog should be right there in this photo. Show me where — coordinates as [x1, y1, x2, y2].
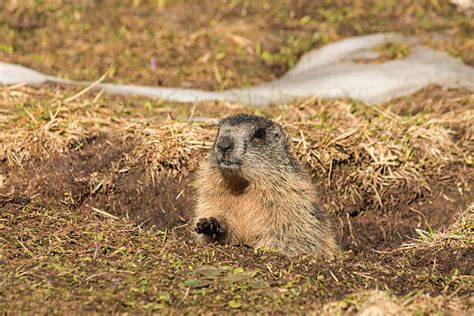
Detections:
[192, 113, 337, 257]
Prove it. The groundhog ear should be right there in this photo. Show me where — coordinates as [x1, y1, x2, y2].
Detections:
[272, 125, 286, 141]
[273, 124, 284, 136]
[217, 119, 226, 131]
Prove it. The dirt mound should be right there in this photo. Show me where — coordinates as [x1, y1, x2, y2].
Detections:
[337, 174, 472, 252]
[2, 133, 471, 253]
[1, 195, 472, 313]
[1, 131, 472, 313]
[2, 134, 193, 229]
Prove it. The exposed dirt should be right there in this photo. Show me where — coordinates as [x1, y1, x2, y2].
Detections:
[1, 81, 472, 315]
[2, 132, 472, 253]
[389, 85, 474, 116]
[2, 134, 194, 229]
[1, 131, 472, 313]
[1, 0, 472, 313]
[0, 194, 472, 313]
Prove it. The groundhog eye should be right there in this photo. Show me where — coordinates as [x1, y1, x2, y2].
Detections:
[253, 128, 266, 140]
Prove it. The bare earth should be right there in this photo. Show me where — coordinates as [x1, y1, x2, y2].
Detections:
[0, 1, 473, 314]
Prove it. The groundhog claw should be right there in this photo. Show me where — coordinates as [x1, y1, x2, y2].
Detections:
[195, 217, 222, 239]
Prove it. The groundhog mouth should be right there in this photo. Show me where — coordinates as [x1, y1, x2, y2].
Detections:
[219, 160, 241, 172]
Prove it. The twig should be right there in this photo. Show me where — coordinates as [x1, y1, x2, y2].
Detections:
[3, 83, 27, 90]
[18, 264, 41, 277]
[93, 223, 100, 260]
[329, 270, 340, 284]
[173, 223, 189, 230]
[180, 287, 190, 304]
[89, 206, 119, 220]
[17, 238, 35, 257]
[84, 272, 109, 282]
[346, 213, 358, 247]
[64, 67, 111, 104]
[187, 99, 198, 124]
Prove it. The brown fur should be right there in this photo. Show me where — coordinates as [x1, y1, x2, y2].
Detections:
[192, 114, 337, 258]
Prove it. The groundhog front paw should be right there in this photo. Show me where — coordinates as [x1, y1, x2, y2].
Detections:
[195, 217, 224, 240]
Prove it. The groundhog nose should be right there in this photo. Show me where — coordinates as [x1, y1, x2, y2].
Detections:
[217, 136, 234, 154]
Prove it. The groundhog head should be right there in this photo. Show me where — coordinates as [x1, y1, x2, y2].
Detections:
[213, 113, 290, 177]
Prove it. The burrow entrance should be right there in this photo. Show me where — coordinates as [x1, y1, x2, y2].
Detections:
[1, 133, 471, 253]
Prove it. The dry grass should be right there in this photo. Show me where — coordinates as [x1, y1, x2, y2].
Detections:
[1, 84, 472, 213]
[401, 204, 473, 250]
[1, 196, 472, 314]
[1, 0, 472, 89]
[1, 84, 472, 315]
[322, 289, 473, 315]
[0, 2, 473, 312]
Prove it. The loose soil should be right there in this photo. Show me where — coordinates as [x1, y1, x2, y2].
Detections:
[1, 132, 472, 313]
[1, 84, 472, 313]
[1, 0, 472, 313]
[0, 190, 472, 313]
[2, 132, 471, 251]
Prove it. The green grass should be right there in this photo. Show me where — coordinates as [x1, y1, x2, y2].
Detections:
[0, 0, 472, 89]
[1, 202, 472, 313]
[0, 1, 473, 313]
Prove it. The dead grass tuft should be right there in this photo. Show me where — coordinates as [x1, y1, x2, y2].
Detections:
[322, 289, 473, 315]
[127, 121, 214, 176]
[278, 97, 472, 211]
[1, 85, 472, 213]
[1, 1, 472, 313]
[401, 204, 474, 250]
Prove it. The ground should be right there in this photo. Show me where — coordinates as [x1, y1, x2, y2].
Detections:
[0, 0, 473, 314]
